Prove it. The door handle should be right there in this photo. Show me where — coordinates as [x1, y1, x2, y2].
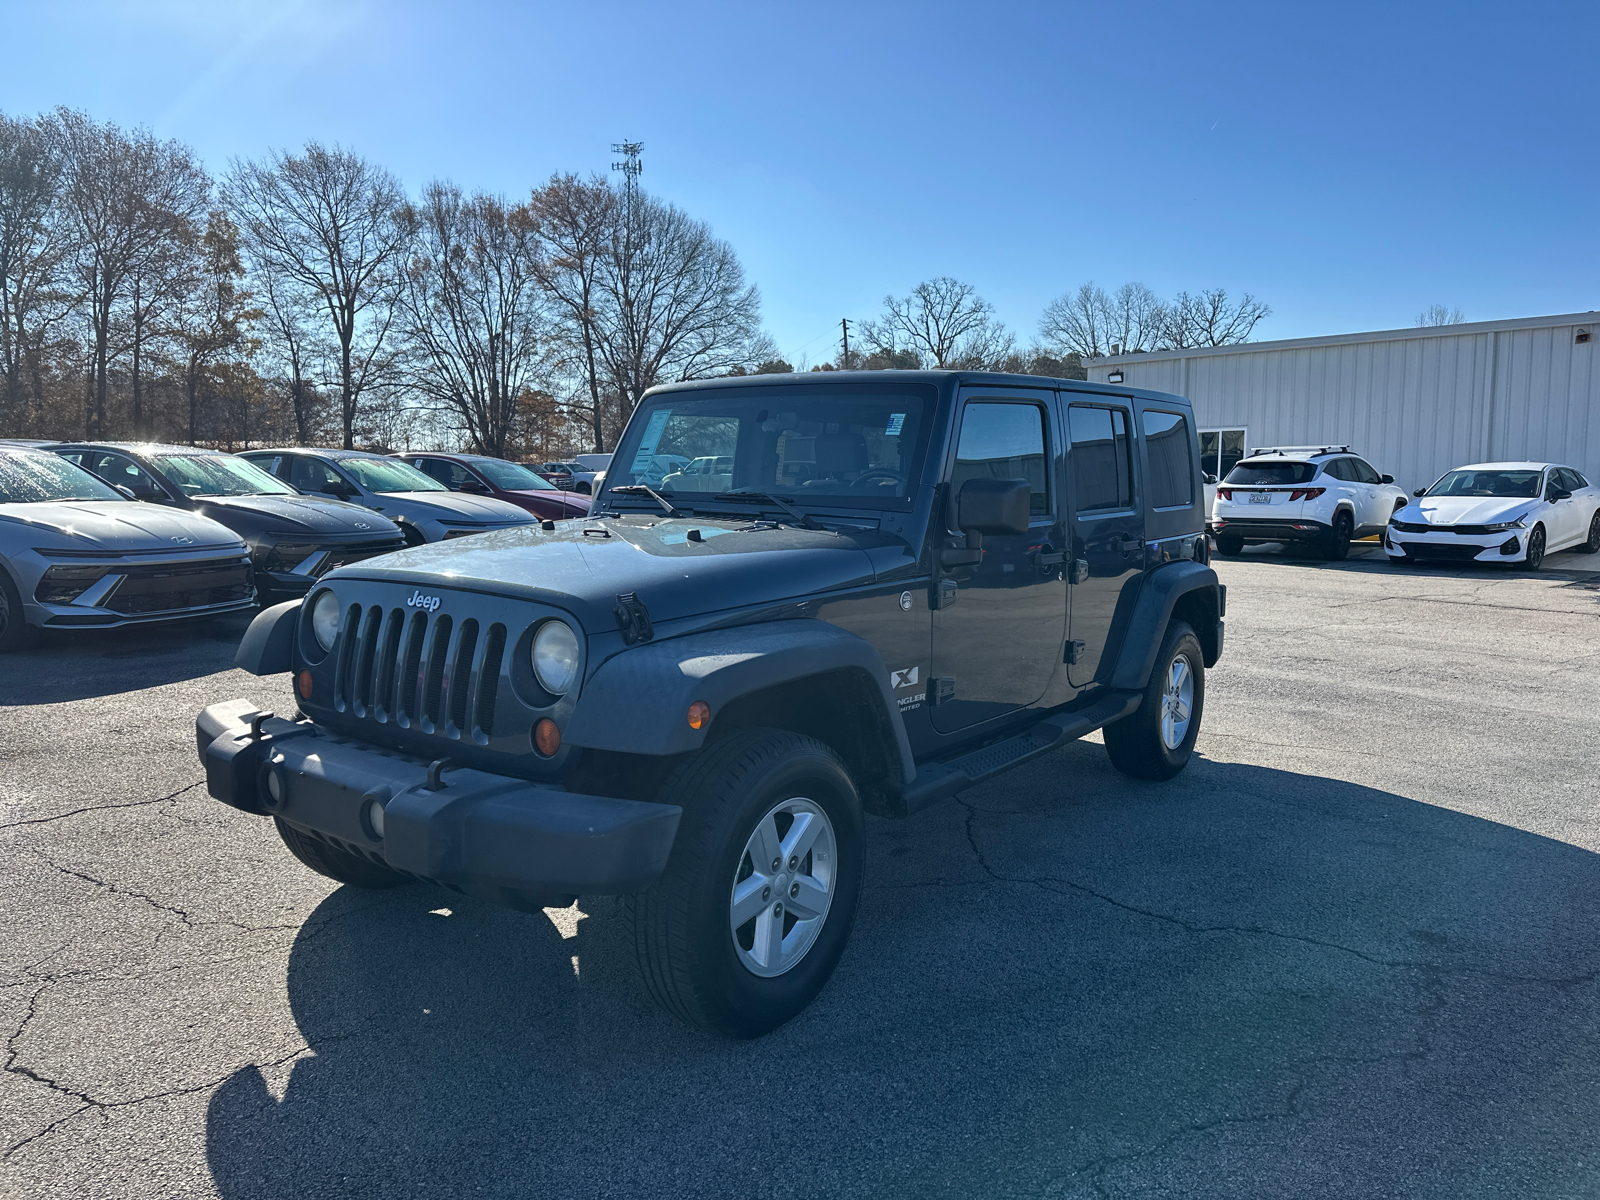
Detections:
[1035, 547, 1065, 569]
[1118, 536, 1145, 557]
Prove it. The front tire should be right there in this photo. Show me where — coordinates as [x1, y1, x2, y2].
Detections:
[274, 818, 411, 888]
[1582, 511, 1600, 554]
[1322, 512, 1352, 561]
[1524, 524, 1546, 570]
[1104, 620, 1205, 781]
[0, 566, 36, 654]
[624, 728, 864, 1038]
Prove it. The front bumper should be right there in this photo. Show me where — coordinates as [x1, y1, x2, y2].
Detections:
[196, 698, 682, 907]
[1385, 526, 1522, 563]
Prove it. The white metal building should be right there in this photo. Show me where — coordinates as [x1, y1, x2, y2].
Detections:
[1085, 311, 1599, 492]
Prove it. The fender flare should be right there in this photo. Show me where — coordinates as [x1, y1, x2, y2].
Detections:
[563, 618, 916, 784]
[235, 600, 300, 675]
[1109, 562, 1223, 690]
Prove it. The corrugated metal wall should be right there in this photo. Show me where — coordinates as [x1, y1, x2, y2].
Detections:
[1086, 316, 1599, 492]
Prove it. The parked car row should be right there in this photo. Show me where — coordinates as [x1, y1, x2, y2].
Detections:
[0, 439, 594, 651]
[1211, 445, 1600, 569]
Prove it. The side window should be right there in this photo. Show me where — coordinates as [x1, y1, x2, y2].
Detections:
[1558, 468, 1584, 492]
[951, 402, 1049, 516]
[1351, 458, 1382, 485]
[1142, 410, 1193, 508]
[92, 453, 163, 499]
[1570, 470, 1590, 489]
[289, 456, 342, 493]
[1068, 404, 1134, 513]
[1322, 458, 1352, 482]
[414, 458, 453, 485]
[447, 462, 476, 489]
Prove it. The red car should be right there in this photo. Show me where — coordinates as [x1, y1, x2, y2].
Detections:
[398, 453, 592, 521]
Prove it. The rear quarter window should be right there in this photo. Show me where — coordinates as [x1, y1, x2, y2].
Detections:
[1142, 410, 1193, 509]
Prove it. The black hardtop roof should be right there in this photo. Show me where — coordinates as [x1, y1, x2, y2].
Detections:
[644, 369, 1190, 407]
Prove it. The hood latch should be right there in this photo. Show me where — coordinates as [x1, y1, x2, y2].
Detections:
[614, 592, 654, 645]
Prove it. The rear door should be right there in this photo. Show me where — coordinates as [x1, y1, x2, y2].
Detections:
[1065, 399, 1143, 688]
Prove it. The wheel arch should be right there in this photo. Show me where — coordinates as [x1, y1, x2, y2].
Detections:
[563, 619, 916, 789]
[1108, 562, 1223, 689]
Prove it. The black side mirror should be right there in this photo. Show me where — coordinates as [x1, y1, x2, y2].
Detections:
[1553, 489, 1574, 502]
[459, 479, 489, 494]
[1380, 474, 1395, 484]
[957, 478, 1030, 536]
[1394, 497, 1408, 510]
[1204, 473, 1218, 485]
[1414, 488, 1427, 497]
[321, 481, 354, 498]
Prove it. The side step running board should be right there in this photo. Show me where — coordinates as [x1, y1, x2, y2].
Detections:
[897, 690, 1142, 815]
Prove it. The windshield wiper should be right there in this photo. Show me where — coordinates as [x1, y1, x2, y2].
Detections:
[608, 484, 682, 516]
[712, 490, 824, 530]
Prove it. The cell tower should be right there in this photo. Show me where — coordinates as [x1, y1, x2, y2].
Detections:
[611, 141, 643, 203]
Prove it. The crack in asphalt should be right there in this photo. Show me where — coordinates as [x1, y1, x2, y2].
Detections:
[0, 783, 202, 833]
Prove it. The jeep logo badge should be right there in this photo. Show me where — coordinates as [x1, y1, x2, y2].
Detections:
[406, 591, 442, 612]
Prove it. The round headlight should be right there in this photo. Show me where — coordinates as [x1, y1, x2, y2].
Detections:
[310, 591, 341, 652]
[532, 620, 580, 695]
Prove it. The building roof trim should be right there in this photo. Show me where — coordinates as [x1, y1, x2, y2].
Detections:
[1087, 311, 1600, 365]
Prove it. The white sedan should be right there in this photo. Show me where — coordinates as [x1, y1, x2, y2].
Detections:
[1384, 462, 1600, 569]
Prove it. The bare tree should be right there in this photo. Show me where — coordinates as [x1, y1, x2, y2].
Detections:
[1040, 282, 1114, 359]
[528, 174, 616, 453]
[1416, 304, 1466, 327]
[398, 183, 553, 458]
[255, 260, 328, 444]
[50, 109, 209, 438]
[0, 113, 75, 427]
[861, 276, 1014, 368]
[596, 191, 763, 432]
[225, 144, 413, 448]
[168, 210, 258, 443]
[1160, 288, 1270, 348]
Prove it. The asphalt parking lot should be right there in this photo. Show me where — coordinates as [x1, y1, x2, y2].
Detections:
[5, 542, 1600, 1199]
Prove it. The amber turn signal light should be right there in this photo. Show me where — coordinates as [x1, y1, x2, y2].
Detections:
[687, 701, 710, 730]
[533, 718, 561, 757]
[296, 670, 313, 700]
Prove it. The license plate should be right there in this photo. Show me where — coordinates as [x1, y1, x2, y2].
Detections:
[1248, 491, 1271, 504]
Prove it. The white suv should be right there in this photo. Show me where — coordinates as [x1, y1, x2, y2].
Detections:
[1213, 446, 1408, 561]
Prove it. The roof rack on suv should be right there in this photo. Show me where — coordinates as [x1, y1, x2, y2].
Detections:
[1248, 445, 1351, 457]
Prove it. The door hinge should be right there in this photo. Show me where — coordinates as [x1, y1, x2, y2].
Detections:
[930, 676, 956, 705]
[1068, 558, 1089, 585]
[1064, 640, 1086, 665]
[932, 578, 959, 609]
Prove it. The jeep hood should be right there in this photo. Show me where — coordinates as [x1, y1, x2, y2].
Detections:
[194, 493, 399, 536]
[0, 501, 244, 552]
[325, 516, 895, 630]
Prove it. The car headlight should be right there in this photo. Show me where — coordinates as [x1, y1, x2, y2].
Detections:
[532, 620, 580, 695]
[1484, 517, 1527, 532]
[310, 590, 341, 652]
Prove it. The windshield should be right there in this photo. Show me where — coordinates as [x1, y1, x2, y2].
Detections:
[603, 384, 935, 507]
[475, 459, 555, 491]
[0, 451, 121, 503]
[1426, 469, 1542, 498]
[342, 457, 446, 493]
[1225, 461, 1318, 486]
[157, 454, 295, 497]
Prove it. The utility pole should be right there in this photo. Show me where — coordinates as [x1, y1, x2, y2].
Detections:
[841, 317, 850, 369]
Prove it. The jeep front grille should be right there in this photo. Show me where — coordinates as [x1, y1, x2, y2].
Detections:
[333, 604, 505, 744]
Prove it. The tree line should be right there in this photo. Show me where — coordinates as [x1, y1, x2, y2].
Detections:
[1, 106, 1271, 461]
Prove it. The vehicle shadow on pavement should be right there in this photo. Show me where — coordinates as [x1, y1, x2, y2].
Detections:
[204, 746, 1600, 1199]
[0, 614, 253, 705]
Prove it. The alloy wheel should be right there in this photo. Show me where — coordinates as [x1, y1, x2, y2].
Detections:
[729, 797, 837, 978]
[1526, 525, 1546, 570]
[1160, 655, 1195, 750]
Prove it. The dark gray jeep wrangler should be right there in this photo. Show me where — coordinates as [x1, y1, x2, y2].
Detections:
[196, 372, 1223, 1036]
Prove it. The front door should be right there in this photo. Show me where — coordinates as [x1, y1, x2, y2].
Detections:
[929, 393, 1066, 734]
[1066, 400, 1145, 687]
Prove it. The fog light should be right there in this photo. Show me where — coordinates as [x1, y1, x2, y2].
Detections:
[296, 670, 313, 700]
[366, 797, 386, 839]
[1500, 536, 1520, 555]
[533, 718, 561, 757]
[687, 701, 710, 730]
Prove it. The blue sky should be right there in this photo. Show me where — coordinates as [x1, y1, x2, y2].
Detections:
[3, 0, 1594, 365]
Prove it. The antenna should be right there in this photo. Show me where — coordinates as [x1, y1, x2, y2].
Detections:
[611, 141, 643, 198]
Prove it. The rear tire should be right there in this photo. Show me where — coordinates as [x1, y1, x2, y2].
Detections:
[1216, 534, 1244, 557]
[1322, 512, 1352, 561]
[274, 818, 411, 888]
[1104, 620, 1205, 782]
[624, 728, 864, 1038]
[0, 566, 36, 654]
